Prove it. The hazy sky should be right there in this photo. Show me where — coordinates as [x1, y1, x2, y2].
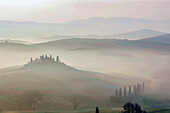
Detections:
[0, 0, 170, 23]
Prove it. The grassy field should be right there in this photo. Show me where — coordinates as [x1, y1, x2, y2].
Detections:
[148, 109, 170, 113]
[1, 108, 122, 113]
[2, 108, 170, 113]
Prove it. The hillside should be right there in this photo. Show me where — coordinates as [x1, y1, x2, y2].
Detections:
[0, 41, 35, 51]
[32, 38, 170, 52]
[0, 39, 30, 44]
[40, 35, 103, 42]
[40, 29, 166, 42]
[141, 34, 170, 43]
[0, 56, 132, 93]
[0, 55, 143, 110]
[1, 38, 170, 52]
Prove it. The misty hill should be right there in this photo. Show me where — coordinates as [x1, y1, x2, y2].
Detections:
[1, 38, 170, 52]
[0, 41, 35, 51]
[0, 55, 135, 99]
[40, 29, 165, 42]
[141, 34, 170, 43]
[109, 29, 166, 40]
[0, 39, 30, 44]
[0, 55, 146, 110]
[40, 35, 103, 42]
[33, 38, 170, 52]
[0, 17, 170, 39]
[23, 55, 75, 74]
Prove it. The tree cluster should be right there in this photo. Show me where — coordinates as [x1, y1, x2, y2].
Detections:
[122, 102, 147, 113]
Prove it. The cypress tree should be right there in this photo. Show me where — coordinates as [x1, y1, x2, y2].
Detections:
[124, 86, 127, 97]
[119, 88, 122, 97]
[129, 86, 132, 96]
[30, 58, 33, 63]
[115, 89, 118, 97]
[143, 82, 144, 93]
[56, 56, 59, 62]
[134, 85, 136, 95]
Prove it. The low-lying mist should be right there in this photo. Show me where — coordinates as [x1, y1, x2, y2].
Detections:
[0, 39, 170, 112]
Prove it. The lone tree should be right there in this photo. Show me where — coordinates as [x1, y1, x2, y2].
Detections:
[95, 107, 99, 113]
[12, 93, 25, 111]
[70, 98, 81, 110]
[24, 90, 43, 110]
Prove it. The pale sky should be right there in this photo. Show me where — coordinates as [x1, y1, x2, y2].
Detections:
[0, 0, 170, 23]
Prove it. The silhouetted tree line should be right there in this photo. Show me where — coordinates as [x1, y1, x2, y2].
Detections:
[111, 83, 145, 104]
[28, 55, 60, 64]
[95, 103, 147, 113]
[115, 83, 145, 98]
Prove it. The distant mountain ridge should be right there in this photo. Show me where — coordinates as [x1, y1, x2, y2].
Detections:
[40, 29, 166, 41]
[0, 17, 170, 39]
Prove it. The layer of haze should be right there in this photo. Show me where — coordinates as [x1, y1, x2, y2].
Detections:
[0, 0, 170, 101]
[0, 0, 170, 23]
[0, 50, 169, 78]
[1, 48, 170, 95]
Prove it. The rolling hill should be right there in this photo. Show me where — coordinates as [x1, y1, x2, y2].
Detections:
[0, 57, 132, 93]
[0, 41, 36, 51]
[41, 29, 166, 42]
[1, 38, 170, 52]
[0, 56, 143, 110]
[0, 39, 30, 44]
[40, 35, 103, 42]
[32, 38, 170, 52]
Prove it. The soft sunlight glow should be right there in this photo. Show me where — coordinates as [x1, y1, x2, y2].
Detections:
[150, 78, 160, 90]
